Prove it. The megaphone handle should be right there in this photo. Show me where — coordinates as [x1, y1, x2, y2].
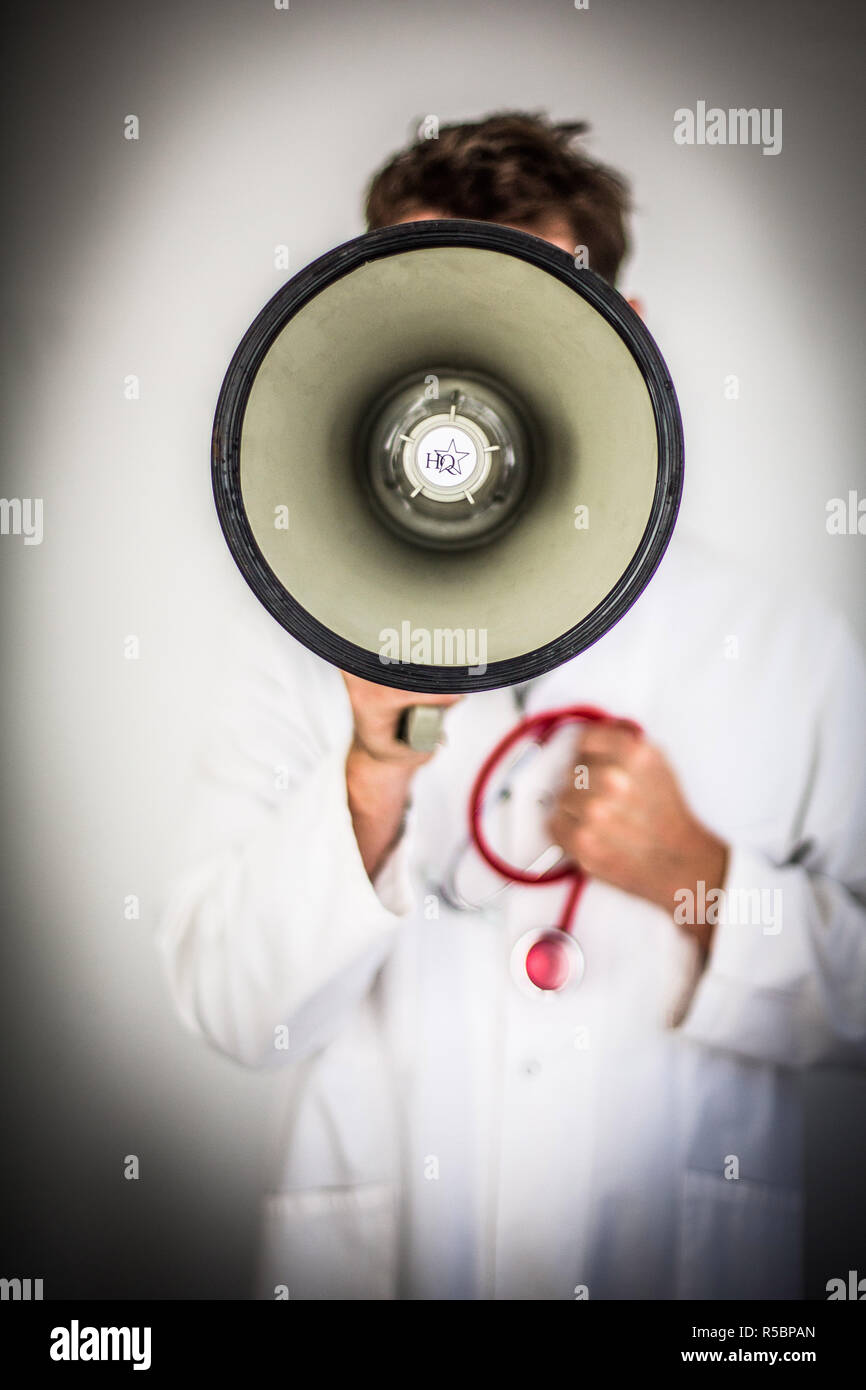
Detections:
[396, 705, 447, 754]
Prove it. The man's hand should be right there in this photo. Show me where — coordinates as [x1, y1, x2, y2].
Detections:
[342, 674, 461, 766]
[546, 722, 728, 951]
[342, 674, 462, 881]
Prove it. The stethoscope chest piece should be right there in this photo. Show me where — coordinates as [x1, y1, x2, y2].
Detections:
[510, 926, 586, 996]
[451, 703, 641, 998]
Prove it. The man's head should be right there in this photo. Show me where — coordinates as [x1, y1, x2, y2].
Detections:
[364, 111, 631, 286]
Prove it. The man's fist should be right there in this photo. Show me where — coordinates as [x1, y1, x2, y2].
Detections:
[547, 722, 728, 946]
[341, 673, 463, 765]
[341, 673, 462, 881]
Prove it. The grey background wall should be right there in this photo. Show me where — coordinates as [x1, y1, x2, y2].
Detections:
[1, 0, 864, 1297]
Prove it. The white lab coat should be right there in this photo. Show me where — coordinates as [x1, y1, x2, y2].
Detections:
[156, 530, 866, 1300]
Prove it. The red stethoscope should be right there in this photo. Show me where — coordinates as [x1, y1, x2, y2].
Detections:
[462, 704, 642, 994]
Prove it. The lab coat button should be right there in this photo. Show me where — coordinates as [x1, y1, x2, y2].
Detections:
[523, 1058, 542, 1076]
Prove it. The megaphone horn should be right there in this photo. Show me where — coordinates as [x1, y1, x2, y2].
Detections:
[212, 219, 683, 709]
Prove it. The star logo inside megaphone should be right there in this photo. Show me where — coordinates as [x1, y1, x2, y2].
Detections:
[426, 437, 471, 477]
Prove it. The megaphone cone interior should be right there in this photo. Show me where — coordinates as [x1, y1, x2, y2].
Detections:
[213, 221, 683, 692]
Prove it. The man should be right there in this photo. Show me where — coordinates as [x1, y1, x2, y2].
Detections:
[157, 113, 866, 1299]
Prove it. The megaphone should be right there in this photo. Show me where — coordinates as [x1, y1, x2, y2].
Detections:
[212, 219, 683, 734]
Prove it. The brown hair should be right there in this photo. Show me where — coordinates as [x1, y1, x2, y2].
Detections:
[364, 111, 631, 285]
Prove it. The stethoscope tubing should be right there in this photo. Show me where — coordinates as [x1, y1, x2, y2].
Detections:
[467, 705, 643, 936]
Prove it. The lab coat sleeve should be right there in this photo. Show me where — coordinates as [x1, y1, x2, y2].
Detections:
[155, 618, 417, 1069]
[679, 617, 866, 1068]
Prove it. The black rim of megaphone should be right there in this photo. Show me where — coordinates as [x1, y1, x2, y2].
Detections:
[212, 219, 684, 693]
